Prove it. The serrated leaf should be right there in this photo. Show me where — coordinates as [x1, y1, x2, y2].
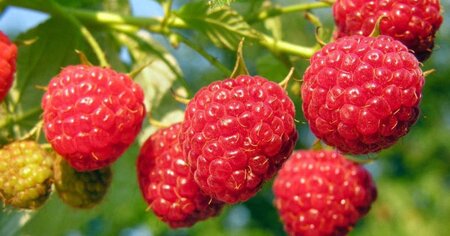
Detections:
[176, 2, 258, 50]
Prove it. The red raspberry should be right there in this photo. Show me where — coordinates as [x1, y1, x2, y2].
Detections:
[0, 31, 17, 102]
[333, 0, 443, 61]
[180, 75, 298, 204]
[273, 150, 377, 236]
[137, 123, 224, 228]
[301, 35, 424, 154]
[42, 65, 145, 171]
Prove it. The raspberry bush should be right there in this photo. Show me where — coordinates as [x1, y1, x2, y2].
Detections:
[0, 0, 449, 235]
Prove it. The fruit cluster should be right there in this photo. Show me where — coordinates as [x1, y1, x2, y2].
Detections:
[0, 0, 443, 234]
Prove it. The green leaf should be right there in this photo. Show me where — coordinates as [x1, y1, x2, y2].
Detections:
[91, 31, 128, 72]
[54, 0, 103, 9]
[208, 0, 236, 9]
[116, 31, 186, 141]
[0, 211, 32, 236]
[176, 2, 258, 51]
[10, 17, 96, 136]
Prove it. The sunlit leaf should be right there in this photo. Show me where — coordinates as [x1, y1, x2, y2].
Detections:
[176, 2, 258, 51]
[208, 0, 236, 9]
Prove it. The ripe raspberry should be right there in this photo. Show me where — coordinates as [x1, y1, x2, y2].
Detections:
[137, 123, 224, 228]
[0, 141, 53, 209]
[0, 31, 17, 102]
[333, 0, 443, 61]
[273, 150, 377, 236]
[42, 65, 146, 171]
[180, 75, 298, 204]
[53, 155, 111, 209]
[301, 35, 424, 154]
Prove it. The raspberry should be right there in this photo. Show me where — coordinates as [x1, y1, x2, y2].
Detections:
[137, 123, 224, 228]
[333, 0, 443, 61]
[180, 75, 298, 203]
[273, 150, 377, 236]
[53, 155, 112, 209]
[42, 65, 146, 171]
[301, 35, 424, 154]
[0, 141, 53, 209]
[0, 31, 17, 102]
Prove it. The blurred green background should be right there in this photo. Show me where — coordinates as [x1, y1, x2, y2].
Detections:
[0, 0, 449, 235]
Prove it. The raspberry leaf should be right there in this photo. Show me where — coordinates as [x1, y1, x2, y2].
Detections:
[208, 0, 236, 9]
[11, 17, 96, 133]
[176, 2, 258, 50]
[118, 31, 186, 141]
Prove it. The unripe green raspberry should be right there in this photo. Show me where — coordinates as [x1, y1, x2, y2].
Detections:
[53, 155, 112, 209]
[0, 141, 53, 209]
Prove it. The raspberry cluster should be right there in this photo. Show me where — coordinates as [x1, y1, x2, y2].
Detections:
[0, 31, 17, 102]
[134, 74, 298, 227]
[42, 65, 146, 171]
[302, 35, 424, 154]
[2, 0, 443, 233]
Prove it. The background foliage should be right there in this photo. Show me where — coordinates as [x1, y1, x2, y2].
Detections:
[0, 0, 449, 235]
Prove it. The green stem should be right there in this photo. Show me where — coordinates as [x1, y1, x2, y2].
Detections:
[304, 12, 326, 50]
[68, 8, 318, 59]
[248, 1, 331, 23]
[79, 26, 110, 67]
[56, 6, 110, 67]
[67, 7, 164, 32]
[9, 0, 110, 66]
[0, 107, 42, 131]
[260, 34, 316, 58]
[8, 1, 317, 59]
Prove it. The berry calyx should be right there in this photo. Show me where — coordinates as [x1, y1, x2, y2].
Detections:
[0, 141, 53, 209]
[301, 35, 424, 154]
[0, 31, 17, 102]
[41, 65, 146, 171]
[137, 123, 224, 228]
[333, 0, 443, 61]
[180, 75, 298, 203]
[273, 150, 377, 236]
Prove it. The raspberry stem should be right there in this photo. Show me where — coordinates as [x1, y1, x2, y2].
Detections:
[247, 1, 332, 23]
[0, 107, 42, 135]
[8, 1, 318, 59]
[18, 120, 43, 142]
[230, 38, 250, 78]
[278, 67, 295, 89]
